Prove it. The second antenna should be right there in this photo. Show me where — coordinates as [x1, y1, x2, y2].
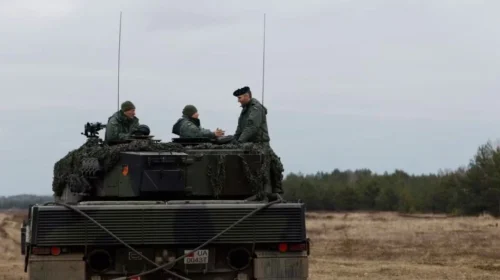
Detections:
[117, 11, 122, 111]
[261, 13, 266, 106]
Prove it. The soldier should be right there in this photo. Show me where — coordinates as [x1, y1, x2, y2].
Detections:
[104, 100, 140, 143]
[232, 86, 284, 194]
[172, 104, 224, 139]
[233, 86, 270, 143]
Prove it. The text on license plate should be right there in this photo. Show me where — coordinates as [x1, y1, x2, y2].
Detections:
[184, 249, 209, 264]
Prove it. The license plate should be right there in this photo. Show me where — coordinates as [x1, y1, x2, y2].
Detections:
[184, 249, 209, 264]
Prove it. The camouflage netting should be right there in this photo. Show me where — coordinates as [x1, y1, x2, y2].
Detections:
[189, 142, 284, 197]
[206, 154, 227, 197]
[52, 139, 185, 197]
[52, 139, 284, 198]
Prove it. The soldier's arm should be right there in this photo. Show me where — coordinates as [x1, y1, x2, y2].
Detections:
[180, 121, 215, 138]
[200, 127, 216, 138]
[238, 105, 263, 142]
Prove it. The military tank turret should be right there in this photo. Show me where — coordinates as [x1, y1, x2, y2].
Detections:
[53, 121, 276, 204]
[21, 121, 309, 280]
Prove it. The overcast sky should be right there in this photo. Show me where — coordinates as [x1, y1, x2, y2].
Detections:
[1, 0, 499, 195]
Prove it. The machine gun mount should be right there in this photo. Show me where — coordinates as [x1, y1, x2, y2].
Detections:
[81, 122, 106, 139]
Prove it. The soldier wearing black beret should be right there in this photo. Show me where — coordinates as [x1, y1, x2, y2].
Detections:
[232, 86, 270, 143]
[232, 86, 283, 194]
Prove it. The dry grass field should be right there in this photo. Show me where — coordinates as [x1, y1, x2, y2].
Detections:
[307, 211, 500, 279]
[1, 210, 500, 279]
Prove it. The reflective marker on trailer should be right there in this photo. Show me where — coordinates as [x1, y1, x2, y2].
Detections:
[32, 247, 50, 255]
[289, 243, 307, 251]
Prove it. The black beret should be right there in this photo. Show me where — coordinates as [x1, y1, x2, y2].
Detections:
[233, 86, 251, 97]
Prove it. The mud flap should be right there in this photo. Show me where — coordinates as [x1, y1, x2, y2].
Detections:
[28, 254, 85, 280]
[253, 251, 308, 279]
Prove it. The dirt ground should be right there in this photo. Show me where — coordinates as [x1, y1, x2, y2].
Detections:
[2, 210, 500, 279]
[0, 210, 26, 280]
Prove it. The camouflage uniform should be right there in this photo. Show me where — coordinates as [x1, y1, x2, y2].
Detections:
[172, 116, 216, 138]
[233, 88, 284, 194]
[172, 105, 216, 139]
[234, 98, 270, 143]
[104, 102, 140, 143]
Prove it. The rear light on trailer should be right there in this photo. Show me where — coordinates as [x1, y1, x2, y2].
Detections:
[278, 243, 288, 252]
[276, 241, 309, 252]
[289, 243, 308, 251]
[50, 246, 61, 255]
[31, 246, 64, 255]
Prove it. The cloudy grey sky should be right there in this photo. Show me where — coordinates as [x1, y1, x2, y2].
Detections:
[1, 0, 499, 195]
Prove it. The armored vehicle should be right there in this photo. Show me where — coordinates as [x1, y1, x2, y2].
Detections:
[21, 122, 310, 280]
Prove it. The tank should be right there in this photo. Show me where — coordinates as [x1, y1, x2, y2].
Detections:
[21, 121, 310, 280]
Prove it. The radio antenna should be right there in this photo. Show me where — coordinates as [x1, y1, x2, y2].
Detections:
[117, 11, 122, 110]
[261, 13, 266, 105]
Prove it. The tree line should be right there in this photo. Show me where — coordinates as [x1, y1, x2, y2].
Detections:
[282, 140, 500, 216]
[0, 194, 53, 210]
[2, 140, 500, 216]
